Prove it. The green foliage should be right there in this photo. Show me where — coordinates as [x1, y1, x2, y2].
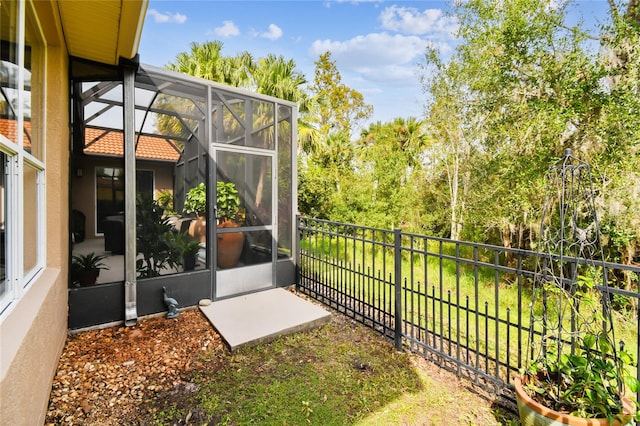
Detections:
[166, 41, 254, 87]
[525, 273, 640, 420]
[71, 252, 109, 272]
[215, 181, 240, 223]
[136, 193, 182, 278]
[183, 183, 206, 217]
[415, 0, 640, 254]
[172, 231, 201, 258]
[183, 181, 241, 223]
[297, 160, 334, 220]
[524, 334, 639, 420]
[156, 189, 176, 215]
[601, 220, 638, 264]
[309, 51, 373, 139]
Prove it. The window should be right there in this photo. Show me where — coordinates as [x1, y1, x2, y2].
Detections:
[0, 153, 7, 306]
[0, 1, 45, 316]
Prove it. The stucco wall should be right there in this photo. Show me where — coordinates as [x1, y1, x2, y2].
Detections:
[0, 39, 70, 424]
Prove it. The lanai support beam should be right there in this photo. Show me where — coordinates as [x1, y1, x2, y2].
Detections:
[123, 58, 138, 326]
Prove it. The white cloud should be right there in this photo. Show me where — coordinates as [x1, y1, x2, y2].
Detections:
[379, 6, 458, 37]
[260, 24, 283, 41]
[214, 21, 240, 37]
[310, 32, 427, 89]
[311, 32, 424, 67]
[308, 6, 458, 91]
[147, 9, 187, 24]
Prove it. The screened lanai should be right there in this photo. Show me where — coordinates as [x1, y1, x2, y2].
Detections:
[68, 58, 297, 329]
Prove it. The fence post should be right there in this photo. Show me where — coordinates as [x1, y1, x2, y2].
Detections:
[394, 228, 403, 351]
[295, 215, 301, 292]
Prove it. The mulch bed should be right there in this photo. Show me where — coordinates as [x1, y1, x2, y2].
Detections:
[45, 308, 226, 425]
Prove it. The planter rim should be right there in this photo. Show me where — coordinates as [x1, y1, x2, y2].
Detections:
[514, 375, 633, 426]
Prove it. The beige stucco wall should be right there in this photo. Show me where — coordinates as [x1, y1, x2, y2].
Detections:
[0, 36, 69, 426]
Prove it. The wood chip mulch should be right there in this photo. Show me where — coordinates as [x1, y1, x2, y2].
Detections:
[45, 308, 227, 426]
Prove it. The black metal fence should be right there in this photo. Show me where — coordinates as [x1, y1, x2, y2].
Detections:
[296, 216, 640, 398]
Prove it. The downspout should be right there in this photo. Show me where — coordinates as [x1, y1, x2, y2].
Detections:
[122, 57, 138, 326]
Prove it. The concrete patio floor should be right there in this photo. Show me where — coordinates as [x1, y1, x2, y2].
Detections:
[199, 288, 332, 351]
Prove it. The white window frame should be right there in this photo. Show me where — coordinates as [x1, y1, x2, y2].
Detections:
[0, 0, 47, 318]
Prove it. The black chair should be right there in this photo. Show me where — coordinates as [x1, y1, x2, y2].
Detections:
[102, 215, 125, 254]
[71, 209, 86, 243]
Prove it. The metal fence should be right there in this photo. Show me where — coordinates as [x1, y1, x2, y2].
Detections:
[296, 216, 640, 399]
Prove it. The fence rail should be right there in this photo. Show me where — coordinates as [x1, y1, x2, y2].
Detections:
[296, 216, 640, 399]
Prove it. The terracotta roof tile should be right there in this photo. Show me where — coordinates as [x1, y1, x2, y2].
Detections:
[84, 128, 180, 161]
[0, 118, 32, 147]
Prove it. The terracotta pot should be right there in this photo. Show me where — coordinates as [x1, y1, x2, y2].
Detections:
[514, 376, 634, 426]
[188, 216, 207, 243]
[217, 220, 244, 269]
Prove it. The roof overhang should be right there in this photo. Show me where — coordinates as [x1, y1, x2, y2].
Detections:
[57, 0, 148, 66]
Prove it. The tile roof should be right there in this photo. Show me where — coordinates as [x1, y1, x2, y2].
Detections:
[0, 117, 31, 147]
[0, 118, 180, 162]
[84, 127, 180, 161]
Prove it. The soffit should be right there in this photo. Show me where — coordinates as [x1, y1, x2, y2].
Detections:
[57, 0, 148, 65]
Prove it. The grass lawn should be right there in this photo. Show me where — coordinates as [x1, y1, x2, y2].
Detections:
[150, 309, 519, 425]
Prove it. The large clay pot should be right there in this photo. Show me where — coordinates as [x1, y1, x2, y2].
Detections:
[514, 376, 633, 426]
[217, 220, 244, 269]
[188, 216, 207, 243]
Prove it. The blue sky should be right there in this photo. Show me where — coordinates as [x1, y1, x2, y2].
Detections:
[138, 1, 610, 128]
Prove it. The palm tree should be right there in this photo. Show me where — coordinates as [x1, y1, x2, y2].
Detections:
[391, 117, 427, 168]
[166, 41, 255, 87]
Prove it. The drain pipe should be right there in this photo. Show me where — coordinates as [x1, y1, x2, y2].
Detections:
[123, 59, 138, 326]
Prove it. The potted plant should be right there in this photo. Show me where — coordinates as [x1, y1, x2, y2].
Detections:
[136, 193, 182, 278]
[516, 273, 639, 425]
[183, 181, 244, 268]
[184, 182, 207, 243]
[173, 231, 201, 271]
[516, 150, 639, 425]
[215, 181, 244, 268]
[71, 252, 110, 286]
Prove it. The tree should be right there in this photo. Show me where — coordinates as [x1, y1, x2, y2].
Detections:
[166, 41, 254, 87]
[309, 52, 373, 140]
[421, 53, 479, 241]
[418, 0, 639, 271]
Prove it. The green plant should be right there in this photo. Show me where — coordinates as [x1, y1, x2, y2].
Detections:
[183, 181, 241, 223]
[136, 193, 182, 278]
[71, 252, 110, 286]
[523, 274, 640, 422]
[183, 183, 206, 217]
[215, 181, 240, 223]
[71, 252, 110, 272]
[172, 231, 201, 258]
[157, 189, 176, 215]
